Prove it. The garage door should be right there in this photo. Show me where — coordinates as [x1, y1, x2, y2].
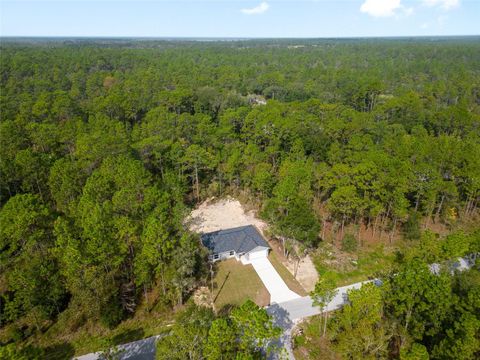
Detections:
[248, 248, 269, 260]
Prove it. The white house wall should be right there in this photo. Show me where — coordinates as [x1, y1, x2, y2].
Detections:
[240, 246, 269, 265]
[210, 250, 235, 262]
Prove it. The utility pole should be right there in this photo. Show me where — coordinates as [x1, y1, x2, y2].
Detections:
[210, 262, 214, 306]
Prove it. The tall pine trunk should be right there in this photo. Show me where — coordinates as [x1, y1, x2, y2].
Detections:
[389, 218, 397, 244]
[435, 194, 445, 221]
[357, 218, 362, 247]
[372, 214, 380, 239]
[194, 163, 200, 200]
[323, 310, 328, 336]
[415, 193, 421, 211]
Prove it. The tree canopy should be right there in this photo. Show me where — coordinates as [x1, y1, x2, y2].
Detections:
[1, 37, 479, 357]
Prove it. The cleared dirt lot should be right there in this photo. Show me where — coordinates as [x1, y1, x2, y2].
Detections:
[188, 197, 318, 292]
[187, 196, 268, 234]
[283, 252, 318, 292]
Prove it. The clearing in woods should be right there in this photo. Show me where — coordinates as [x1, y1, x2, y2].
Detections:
[187, 197, 318, 293]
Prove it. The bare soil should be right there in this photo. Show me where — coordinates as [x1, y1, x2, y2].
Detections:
[187, 196, 268, 234]
[268, 239, 318, 292]
[284, 255, 318, 292]
[187, 197, 319, 293]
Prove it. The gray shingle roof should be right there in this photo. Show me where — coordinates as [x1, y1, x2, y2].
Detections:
[201, 225, 269, 255]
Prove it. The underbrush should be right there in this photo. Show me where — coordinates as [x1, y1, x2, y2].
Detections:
[312, 243, 396, 286]
[0, 288, 176, 359]
[292, 315, 340, 360]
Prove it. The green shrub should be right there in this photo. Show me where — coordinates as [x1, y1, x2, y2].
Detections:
[0, 344, 44, 360]
[400, 343, 429, 360]
[100, 297, 124, 329]
[341, 234, 358, 253]
[3, 325, 25, 343]
[403, 211, 421, 240]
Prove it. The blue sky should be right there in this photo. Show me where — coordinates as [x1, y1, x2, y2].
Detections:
[1, 0, 478, 37]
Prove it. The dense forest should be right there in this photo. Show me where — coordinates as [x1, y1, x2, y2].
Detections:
[297, 230, 479, 360]
[0, 38, 479, 359]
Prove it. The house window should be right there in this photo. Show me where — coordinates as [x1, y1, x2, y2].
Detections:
[213, 254, 219, 260]
[229, 250, 235, 256]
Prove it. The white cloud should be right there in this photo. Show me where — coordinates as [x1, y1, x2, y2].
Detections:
[360, 0, 402, 17]
[422, 0, 460, 10]
[241, 2, 270, 15]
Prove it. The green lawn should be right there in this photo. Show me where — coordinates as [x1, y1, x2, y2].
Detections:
[213, 259, 270, 310]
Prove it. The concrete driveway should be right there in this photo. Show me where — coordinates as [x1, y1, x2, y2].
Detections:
[266, 280, 379, 360]
[250, 257, 301, 304]
[74, 335, 160, 360]
[73, 254, 479, 360]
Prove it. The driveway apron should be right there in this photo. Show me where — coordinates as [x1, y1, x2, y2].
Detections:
[250, 257, 301, 304]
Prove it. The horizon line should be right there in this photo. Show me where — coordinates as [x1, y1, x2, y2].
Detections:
[1, 34, 479, 40]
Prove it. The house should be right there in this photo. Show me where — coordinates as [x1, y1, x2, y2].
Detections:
[201, 225, 270, 265]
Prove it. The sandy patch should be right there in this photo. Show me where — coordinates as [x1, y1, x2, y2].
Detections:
[283, 255, 318, 293]
[192, 286, 213, 308]
[188, 197, 318, 292]
[187, 196, 268, 234]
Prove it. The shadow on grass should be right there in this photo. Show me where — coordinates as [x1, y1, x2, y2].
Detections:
[213, 270, 231, 304]
[112, 327, 145, 346]
[43, 342, 75, 360]
[217, 303, 235, 317]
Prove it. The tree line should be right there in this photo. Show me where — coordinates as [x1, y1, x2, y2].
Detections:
[302, 230, 480, 360]
[0, 38, 479, 355]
